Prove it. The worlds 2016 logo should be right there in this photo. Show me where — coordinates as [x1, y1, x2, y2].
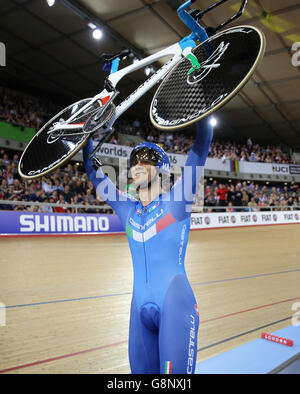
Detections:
[187, 41, 230, 85]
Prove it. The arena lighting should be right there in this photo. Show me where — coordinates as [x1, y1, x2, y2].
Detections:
[46, 0, 55, 6]
[92, 28, 103, 40]
[88, 22, 97, 30]
[210, 117, 217, 127]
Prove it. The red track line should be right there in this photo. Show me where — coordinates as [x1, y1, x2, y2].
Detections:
[0, 340, 127, 374]
[190, 222, 300, 231]
[0, 232, 126, 238]
[1, 296, 299, 374]
[200, 296, 300, 324]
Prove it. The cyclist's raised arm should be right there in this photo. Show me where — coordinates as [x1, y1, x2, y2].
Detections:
[83, 139, 137, 222]
[167, 118, 213, 220]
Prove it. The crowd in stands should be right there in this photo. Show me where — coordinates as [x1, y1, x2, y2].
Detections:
[0, 148, 299, 213]
[0, 91, 56, 131]
[0, 148, 112, 214]
[107, 119, 298, 165]
[207, 138, 298, 165]
[201, 178, 300, 213]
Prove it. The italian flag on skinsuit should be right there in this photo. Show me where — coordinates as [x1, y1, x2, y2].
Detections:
[165, 361, 173, 374]
[126, 212, 177, 242]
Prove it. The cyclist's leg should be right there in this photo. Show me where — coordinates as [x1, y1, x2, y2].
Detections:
[128, 295, 160, 374]
[159, 274, 199, 374]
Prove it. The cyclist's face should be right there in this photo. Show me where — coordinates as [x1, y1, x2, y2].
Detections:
[131, 160, 157, 188]
[131, 149, 158, 188]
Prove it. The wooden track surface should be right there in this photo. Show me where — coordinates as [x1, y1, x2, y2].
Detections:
[0, 224, 300, 374]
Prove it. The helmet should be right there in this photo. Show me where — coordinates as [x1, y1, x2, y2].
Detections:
[129, 142, 171, 175]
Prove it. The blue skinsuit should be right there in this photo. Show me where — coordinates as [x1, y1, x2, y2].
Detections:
[83, 119, 213, 374]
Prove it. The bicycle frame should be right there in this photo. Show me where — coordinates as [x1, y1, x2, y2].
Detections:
[47, 0, 209, 135]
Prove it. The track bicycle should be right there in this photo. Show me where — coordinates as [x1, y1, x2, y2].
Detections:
[18, 0, 266, 180]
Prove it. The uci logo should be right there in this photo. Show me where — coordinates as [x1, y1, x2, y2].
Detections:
[0, 42, 6, 67]
[272, 165, 288, 173]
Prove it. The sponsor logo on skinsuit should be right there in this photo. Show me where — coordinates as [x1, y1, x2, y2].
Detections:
[187, 315, 196, 374]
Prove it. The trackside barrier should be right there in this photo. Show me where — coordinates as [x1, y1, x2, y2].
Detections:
[0, 206, 299, 236]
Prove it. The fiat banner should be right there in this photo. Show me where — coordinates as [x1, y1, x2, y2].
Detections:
[190, 210, 300, 229]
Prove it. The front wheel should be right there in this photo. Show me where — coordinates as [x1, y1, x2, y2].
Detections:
[150, 25, 266, 131]
[18, 98, 101, 180]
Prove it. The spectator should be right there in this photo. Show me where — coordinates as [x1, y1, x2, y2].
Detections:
[226, 201, 235, 212]
[216, 183, 228, 211]
[54, 194, 67, 213]
[233, 185, 243, 211]
[248, 197, 258, 211]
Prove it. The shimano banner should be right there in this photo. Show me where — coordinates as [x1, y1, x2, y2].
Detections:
[0, 211, 124, 235]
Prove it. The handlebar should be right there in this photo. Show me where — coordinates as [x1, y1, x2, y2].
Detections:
[177, 0, 248, 38]
[101, 48, 134, 74]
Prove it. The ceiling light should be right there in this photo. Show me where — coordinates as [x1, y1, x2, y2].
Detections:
[46, 0, 55, 6]
[88, 22, 97, 30]
[210, 117, 217, 127]
[92, 28, 103, 40]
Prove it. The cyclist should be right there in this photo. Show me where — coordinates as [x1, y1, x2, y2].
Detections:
[83, 117, 213, 374]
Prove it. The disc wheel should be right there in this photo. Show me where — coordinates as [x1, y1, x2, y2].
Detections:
[150, 25, 266, 130]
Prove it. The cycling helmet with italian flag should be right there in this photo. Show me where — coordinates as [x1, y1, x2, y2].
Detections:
[129, 142, 171, 175]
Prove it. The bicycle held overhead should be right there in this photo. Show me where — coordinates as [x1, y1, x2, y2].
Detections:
[18, 0, 265, 180]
